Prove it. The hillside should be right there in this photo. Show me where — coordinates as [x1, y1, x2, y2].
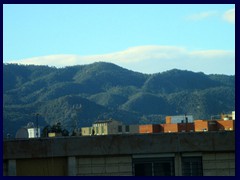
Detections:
[3, 62, 235, 137]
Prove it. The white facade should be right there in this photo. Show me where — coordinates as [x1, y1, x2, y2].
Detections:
[27, 128, 41, 138]
[81, 120, 139, 136]
[232, 111, 235, 120]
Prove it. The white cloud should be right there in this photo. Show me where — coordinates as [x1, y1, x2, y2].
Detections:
[223, 8, 235, 24]
[186, 11, 218, 21]
[7, 45, 235, 75]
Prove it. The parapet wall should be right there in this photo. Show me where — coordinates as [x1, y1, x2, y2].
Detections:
[4, 131, 235, 160]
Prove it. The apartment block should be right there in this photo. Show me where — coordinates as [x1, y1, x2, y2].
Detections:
[3, 132, 235, 176]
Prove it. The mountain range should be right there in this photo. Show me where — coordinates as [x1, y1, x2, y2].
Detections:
[3, 62, 235, 137]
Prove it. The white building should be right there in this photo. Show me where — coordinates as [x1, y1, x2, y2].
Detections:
[232, 111, 235, 120]
[27, 128, 41, 138]
[15, 127, 41, 139]
[81, 119, 139, 136]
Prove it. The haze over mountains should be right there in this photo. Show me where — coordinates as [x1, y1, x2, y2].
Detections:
[3, 62, 235, 137]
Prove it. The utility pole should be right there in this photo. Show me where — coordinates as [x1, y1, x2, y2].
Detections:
[36, 113, 40, 138]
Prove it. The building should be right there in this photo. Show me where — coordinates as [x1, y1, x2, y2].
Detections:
[162, 115, 194, 133]
[221, 111, 235, 120]
[139, 124, 161, 133]
[81, 119, 139, 136]
[139, 123, 195, 134]
[48, 132, 62, 137]
[81, 127, 92, 136]
[194, 120, 235, 132]
[165, 115, 194, 124]
[119, 124, 139, 134]
[3, 131, 235, 176]
[217, 120, 235, 131]
[177, 123, 194, 132]
[27, 128, 41, 138]
[161, 123, 195, 133]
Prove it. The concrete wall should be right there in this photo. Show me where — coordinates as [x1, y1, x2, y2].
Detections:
[4, 152, 234, 176]
[128, 125, 139, 134]
[77, 156, 132, 176]
[107, 120, 122, 134]
[202, 152, 235, 176]
[16, 157, 67, 176]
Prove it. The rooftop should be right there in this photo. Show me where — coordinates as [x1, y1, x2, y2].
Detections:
[4, 131, 234, 160]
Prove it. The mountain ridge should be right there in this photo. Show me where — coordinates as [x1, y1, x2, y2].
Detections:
[3, 62, 235, 137]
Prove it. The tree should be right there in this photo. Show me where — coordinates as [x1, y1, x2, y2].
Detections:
[41, 125, 51, 137]
[41, 122, 69, 137]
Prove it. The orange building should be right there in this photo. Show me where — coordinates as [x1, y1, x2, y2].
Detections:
[165, 116, 172, 124]
[194, 119, 235, 132]
[161, 123, 194, 133]
[194, 120, 209, 132]
[217, 120, 235, 131]
[139, 124, 161, 134]
[139, 117, 235, 134]
[162, 124, 178, 133]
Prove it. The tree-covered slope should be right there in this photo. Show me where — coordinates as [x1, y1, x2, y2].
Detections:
[3, 62, 235, 137]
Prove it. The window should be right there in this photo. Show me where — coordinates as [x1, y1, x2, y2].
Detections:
[133, 157, 175, 176]
[134, 163, 152, 176]
[118, 126, 122, 133]
[125, 125, 130, 132]
[182, 157, 203, 176]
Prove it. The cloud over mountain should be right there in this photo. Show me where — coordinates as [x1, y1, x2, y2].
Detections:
[8, 45, 234, 75]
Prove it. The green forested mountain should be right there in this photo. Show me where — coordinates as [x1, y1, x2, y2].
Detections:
[3, 62, 235, 137]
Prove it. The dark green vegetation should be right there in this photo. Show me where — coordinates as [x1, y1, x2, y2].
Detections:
[3, 62, 235, 137]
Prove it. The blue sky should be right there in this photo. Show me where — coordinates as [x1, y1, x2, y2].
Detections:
[3, 4, 235, 75]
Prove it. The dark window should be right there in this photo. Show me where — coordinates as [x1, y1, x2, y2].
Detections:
[134, 163, 152, 176]
[118, 126, 122, 133]
[125, 125, 130, 132]
[182, 157, 203, 176]
[133, 157, 175, 176]
[154, 162, 174, 176]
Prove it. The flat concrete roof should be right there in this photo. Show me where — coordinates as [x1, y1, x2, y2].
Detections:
[3, 131, 235, 160]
